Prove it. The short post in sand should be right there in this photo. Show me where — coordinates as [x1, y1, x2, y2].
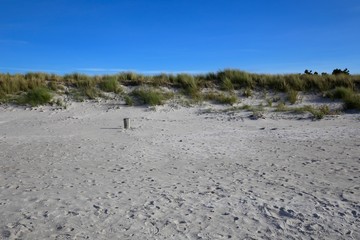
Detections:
[123, 118, 130, 129]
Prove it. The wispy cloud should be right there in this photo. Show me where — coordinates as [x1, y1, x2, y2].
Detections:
[76, 68, 207, 75]
[76, 68, 133, 73]
[140, 70, 207, 75]
[0, 67, 208, 75]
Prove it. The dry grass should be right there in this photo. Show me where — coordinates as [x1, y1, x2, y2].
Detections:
[0, 70, 359, 110]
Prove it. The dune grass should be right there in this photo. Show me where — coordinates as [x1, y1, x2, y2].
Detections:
[325, 87, 360, 110]
[294, 105, 331, 119]
[343, 94, 360, 110]
[98, 76, 122, 93]
[175, 74, 200, 97]
[0, 73, 46, 94]
[131, 88, 173, 106]
[123, 94, 134, 106]
[218, 69, 254, 89]
[18, 87, 52, 106]
[0, 70, 359, 110]
[275, 103, 332, 119]
[203, 92, 237, 105]
[287, 90, 299, 104]
[221, 77, 234, 92]
[243, 87, 253, 97]
[326, 87, 354, 100]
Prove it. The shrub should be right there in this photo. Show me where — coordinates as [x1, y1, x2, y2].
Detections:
[19, 87, 52, 106]
[332, 68, 350, 75]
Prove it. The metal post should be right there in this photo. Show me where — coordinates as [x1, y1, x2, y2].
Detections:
[123, 118, 130, 129]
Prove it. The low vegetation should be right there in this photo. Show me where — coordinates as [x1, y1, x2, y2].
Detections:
[203, 91, 237, 105]
[325, 87, 360, 110]
[0, 69, 359, 113]
[287, 90, 299, 104]
[123, 94, 134, 106]
[98, 76, 122, 93]
[131, 88, 173, 106]
[275, 103, 332, 119]
[18, 87, 52, 106]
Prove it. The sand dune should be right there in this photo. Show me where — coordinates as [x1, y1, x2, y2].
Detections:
[0, 101, 359, 239]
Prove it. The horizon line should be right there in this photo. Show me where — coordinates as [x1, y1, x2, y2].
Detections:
[0, 67, 358, 75]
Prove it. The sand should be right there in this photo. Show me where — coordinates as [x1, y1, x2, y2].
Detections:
[0, 100, 359, 239]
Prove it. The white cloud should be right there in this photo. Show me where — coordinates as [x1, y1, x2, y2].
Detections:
[76, 68, 131, 72]
[76, 68, 207, 75]
[140, 70, 206, 75]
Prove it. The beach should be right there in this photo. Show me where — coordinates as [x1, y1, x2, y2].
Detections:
[0, 101, 359, 239]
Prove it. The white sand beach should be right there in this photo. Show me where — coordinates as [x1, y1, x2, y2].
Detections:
[0, 101, 359, 239]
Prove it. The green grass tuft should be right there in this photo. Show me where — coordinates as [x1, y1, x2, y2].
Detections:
[175, 74, 200, 97]
[343, 94, 360, 110]
[219, 69, 254, 89]
[326, 87, 353, 100]
[99, 76, 122, 93]
[203, 92, 237, 105]
[287, 90, 298, 104]
[19, 87, 52, 106]
[275, 102, 287, 112]
[123, 95, 134, 106]
[221, 77, 234, 92]
[131, 88, 173, 106]
[325, 87, 360, 110]
[243, 87, 252, 97]
[83, 87, 100, 99]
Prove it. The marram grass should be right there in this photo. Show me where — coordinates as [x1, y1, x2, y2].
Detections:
[0, 69, 359, 110]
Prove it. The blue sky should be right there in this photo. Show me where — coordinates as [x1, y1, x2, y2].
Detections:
[1, 0, 359, 75]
